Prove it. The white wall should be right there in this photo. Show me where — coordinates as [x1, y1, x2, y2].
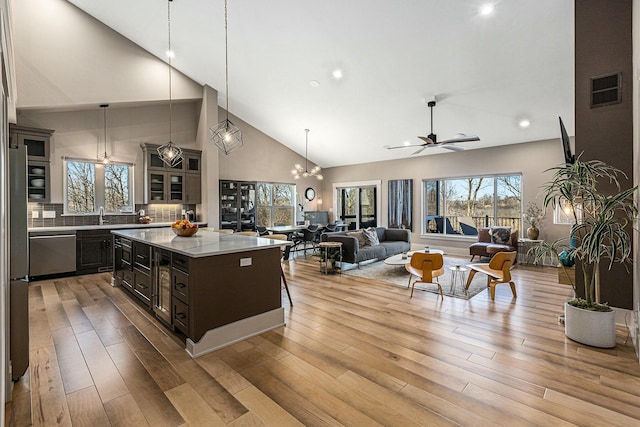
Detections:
[321, 139, 570, 256]
[12, 0, 201, 108]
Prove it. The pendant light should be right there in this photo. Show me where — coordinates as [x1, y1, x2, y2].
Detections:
[210, 0, 243, 155]
[97, 104, 110, 164]
[157, 0, 184, 167]
[291, 129, 323, 180]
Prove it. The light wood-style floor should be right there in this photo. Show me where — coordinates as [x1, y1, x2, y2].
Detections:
[5, 255, 640, 426]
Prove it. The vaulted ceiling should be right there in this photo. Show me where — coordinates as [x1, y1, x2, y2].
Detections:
[66, 0, 574, 167]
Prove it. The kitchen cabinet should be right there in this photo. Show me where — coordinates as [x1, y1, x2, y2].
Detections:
[10, 124, 55, 203]
[112, 228, 284, 357]
[185, 174, 201, 204]
[76, 230, 113, 275]
[171, 252, 190, 335]
[220, 180, 256, 231]
[141, 143, 201, 204]
[113, 236, 133, 292]
[132, 241, 152, 308]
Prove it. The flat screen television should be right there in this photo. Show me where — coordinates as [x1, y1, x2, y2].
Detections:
[559, 116, 575, 164]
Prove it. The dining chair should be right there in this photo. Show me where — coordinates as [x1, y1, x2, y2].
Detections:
[235, 231, 258, 236]
[292, 225, 319, 258]
[213, 229, 234, 234]
[405, 252, 445, 299]
[256, 226, 270, 236]
[324, 223, 337, 232]
[266, 234, 293, 306]
[465, 251, 517, 300]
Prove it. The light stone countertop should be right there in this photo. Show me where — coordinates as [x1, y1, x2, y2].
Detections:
[111, 227, 289, 258]
[28, 222, 206, 233]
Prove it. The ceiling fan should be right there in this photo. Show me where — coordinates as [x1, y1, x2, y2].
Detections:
[384, 100, 480, 155]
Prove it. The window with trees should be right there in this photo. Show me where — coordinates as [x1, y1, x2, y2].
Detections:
[423, 174, 521, 236]
[256, 182, 295, 227]
[337, 186, 377, 229]
[64, 159, 134, 214]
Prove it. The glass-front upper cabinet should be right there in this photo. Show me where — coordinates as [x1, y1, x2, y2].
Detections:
[10, 125, 55, 203]
[27, 161, 50, 202]
[141, 143, 201, 204]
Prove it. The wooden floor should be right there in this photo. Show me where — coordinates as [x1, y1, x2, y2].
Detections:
[6, 255, 640, 426]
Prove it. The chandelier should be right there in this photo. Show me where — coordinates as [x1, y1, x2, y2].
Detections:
[97, 104, 111, 164]
[210, 0, 243, 155]
[292, 129, 322, 180]
[157, 0, 184, 168]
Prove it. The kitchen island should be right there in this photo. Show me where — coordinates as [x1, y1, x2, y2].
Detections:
[111, 228, 286, 357]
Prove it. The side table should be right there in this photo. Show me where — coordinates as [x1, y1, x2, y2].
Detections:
[518, 238, 544, 265]
[319, 241, 343, 274]
[449, 266, 468, 294]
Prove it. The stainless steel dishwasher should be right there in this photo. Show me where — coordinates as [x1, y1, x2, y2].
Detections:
[29, 230, 77, 277]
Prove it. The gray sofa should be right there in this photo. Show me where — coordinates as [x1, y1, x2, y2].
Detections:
[321, 227, 411, 264]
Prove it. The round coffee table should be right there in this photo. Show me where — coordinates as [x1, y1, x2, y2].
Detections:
[384, 249, 445, 266]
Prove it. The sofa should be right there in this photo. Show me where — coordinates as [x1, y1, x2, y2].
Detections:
[469, 227, 518, 261]
[321, 227, 411, 264]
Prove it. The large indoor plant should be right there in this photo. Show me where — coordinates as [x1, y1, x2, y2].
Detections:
[531, 157, 637, 347]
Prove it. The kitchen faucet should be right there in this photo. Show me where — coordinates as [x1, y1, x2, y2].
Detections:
[99, 206, 108, 225]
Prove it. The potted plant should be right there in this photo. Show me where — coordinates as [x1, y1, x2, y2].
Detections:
[531, 157, 637, 348]
[523, 201, 544, 239]
[302, 213, 314, 226]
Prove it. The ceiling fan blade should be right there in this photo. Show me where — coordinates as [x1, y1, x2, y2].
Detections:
[411, 146, 427, 155]
[441, 134, 480, 144]
[417, 136, 435, 144]
[442, 145, 466, 152]
[384, 144, 425, 150]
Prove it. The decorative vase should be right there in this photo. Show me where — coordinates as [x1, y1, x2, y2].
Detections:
[527, 226, 539, 240]
[304, 220, 310, 226]
[564, 302, 616, 348]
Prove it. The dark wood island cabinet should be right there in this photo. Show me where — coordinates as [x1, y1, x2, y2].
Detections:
[111, 228, 286, 356]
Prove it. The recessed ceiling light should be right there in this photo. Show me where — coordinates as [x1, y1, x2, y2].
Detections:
[519, 119, 531, 128]
[479, 4, 495, 16]
[403, 141, 411, 146]
[332, 69, 343, 80]
[309, 80, 320, 88]
[166, 50, 175, 59]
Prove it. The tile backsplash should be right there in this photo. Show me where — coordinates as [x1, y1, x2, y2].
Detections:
[27, 203, 197, 228]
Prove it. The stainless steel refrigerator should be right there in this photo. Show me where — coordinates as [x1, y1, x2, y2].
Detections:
[8, 132, 29, 380]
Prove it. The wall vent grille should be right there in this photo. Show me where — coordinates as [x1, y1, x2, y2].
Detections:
[590, 73, 622, 107]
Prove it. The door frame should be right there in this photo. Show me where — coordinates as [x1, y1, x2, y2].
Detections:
[332, 180, 382, 227]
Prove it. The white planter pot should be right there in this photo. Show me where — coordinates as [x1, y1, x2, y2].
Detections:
[564, 302, 616, 348]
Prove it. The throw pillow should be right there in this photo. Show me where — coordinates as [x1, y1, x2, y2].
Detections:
[362, 227, 380, 246]
[490, 227, 511, 245]
[346, 230, 367, 247]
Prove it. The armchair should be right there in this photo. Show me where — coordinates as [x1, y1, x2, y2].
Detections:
[469, 227, 518, 261]
[466, 251, 518, 300]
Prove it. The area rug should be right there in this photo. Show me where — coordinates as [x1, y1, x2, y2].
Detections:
[343, 256, 488, 300]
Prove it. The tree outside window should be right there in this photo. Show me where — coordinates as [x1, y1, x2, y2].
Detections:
[65, 159, 133, 214]
[423, 174, 521, 235]
[256, 182, 295, 227]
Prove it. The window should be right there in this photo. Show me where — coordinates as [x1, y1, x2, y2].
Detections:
[256, 182, 295, 227]
[65, 159, 134, 214]
[423, 174, 521, 236]
[336, 185, 377, 229]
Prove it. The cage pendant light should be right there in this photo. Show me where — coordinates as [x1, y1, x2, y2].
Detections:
[97, 104, 111, 164]
[291, 129, 323, 180]
[157, 0, 184, 168]
[210, 0, 243, 155]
